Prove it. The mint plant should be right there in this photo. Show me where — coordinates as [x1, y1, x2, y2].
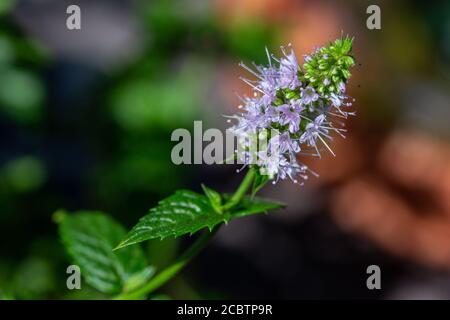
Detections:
[55, 36, 355, 300]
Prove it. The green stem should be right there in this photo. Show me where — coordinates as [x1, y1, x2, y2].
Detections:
[222, 167, 256, 211]
[114, 168, 256, 300]
[114, 227, 219, 300]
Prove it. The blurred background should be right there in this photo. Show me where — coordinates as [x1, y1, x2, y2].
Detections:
[1, 0, 450, 299]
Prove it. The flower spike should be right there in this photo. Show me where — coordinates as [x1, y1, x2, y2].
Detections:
[228, 36, 356, 184]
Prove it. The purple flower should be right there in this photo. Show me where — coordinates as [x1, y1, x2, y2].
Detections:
[300, 114, 329, 150]
[329, 93, 343, 108]
[291, 99, 305, 113]
[278, 47, 302, 89]
[257, 151, 283, 177]
[270, 132, 300, 155]
[277, 158, 302, 182]
[257, 152, 301, 184]
[300, 86, 319, 105]
[231, 117, 257, 134]
[258, 66, 279, 104]
[278, 104, 300, 133]
[239, 63, 278, 105]
[229, 42, 354, 184]
[243, 96, 264, 114]
[263, 105, 280, 123]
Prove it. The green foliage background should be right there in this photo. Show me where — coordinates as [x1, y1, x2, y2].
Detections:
[0, 0, 279, 299]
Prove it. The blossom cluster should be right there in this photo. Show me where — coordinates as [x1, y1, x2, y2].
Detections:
[228, 36, 356, 184]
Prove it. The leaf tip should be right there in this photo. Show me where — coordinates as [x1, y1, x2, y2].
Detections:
[113, 241, 129, 251]
[52, 209, 67, 224]
[278, 202, 288, 208]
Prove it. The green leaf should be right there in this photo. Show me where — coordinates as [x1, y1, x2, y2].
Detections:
[150, 294, 172, 300]
[123, 266, 156, 293]
[251, 171, 270, 197]
[117, 190, 286, 249]
[340, 36, 353, 53]
[0, 0, 16, 16]
[0, 292, 14, 300]
[116, 190, 231, 249]
[225, 194, 286, 217]
[56, 211, 148, 294]
[201, 184, 222, 213]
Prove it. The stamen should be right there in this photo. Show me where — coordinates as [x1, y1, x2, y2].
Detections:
[318, 135, 335, 157]
[265, 47, 272, 67]
[239, 62, 263, 80]
[239, 77, 267, 95]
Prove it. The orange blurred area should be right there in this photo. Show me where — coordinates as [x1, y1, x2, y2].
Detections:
[213, 0, 299, 24]
[214, 0, 450, 273]
[331, 130, 450, 269]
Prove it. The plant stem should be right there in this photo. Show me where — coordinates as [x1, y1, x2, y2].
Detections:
[114, 168, 256, 300]
[114, 227, 219, 300]
[222, 167, 256, 211]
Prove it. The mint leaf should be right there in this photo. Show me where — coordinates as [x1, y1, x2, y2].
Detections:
[117, 190, 286, 249]
[201, 184, 222, 213]
[251, 171, 270, 197]
[150, 294, 172, 300]
[116, 190, 230, 249]
[56, 211, 148, 294]
[226, 194, 286, 217]
[123, 266, 156, 293]
[0, 292, 14, 300]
